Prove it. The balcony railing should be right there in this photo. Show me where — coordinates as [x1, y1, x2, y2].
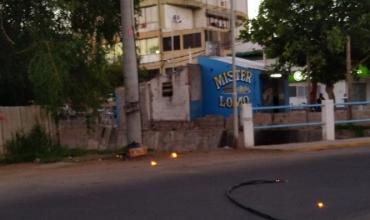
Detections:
[140, 54, 161, 64]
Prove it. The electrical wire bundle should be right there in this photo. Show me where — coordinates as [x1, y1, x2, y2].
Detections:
[226, 179, 287, 220]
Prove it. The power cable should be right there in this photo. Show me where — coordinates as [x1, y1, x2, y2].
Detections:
[226, 178, 287, 220]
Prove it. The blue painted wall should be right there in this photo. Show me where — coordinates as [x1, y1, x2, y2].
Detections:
[198, 56, 262, 117]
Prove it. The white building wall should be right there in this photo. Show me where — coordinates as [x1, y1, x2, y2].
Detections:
[236, 0, 248, 14]
[140, 54, 161, 64]
[148, 68, 191, 121]
[325, 80, 347, 104]
[202, 0, 247, 13]
[194, 8, 207, 28]
[289, 80, 347, 105]
[163, 5, 193, 32]
[137, 5, 159, 32]
[366, 80, 370, 101]
[204, 0, 230, 8]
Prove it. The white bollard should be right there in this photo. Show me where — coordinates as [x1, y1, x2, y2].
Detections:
[241, 103, 255, 147]
[321, 99, 335, 141]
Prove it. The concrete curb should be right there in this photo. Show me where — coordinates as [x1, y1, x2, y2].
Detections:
[245, 137, 370, 152]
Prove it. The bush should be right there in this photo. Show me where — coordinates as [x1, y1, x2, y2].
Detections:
[1, 125, 86, 163]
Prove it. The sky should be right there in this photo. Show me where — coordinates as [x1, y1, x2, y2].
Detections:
[248, 0, 261, 19]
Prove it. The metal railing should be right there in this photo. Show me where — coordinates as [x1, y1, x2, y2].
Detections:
[335, 101, 370, 125]
[253, 103, 321, 111]
[241, 99, 370, 147]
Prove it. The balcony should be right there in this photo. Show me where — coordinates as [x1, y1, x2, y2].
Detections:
[140, 54, 161, 64]
[162, 0, 203, 9]
[140, 0, 202, 8]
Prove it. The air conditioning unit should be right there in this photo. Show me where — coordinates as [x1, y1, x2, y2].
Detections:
[140, 23, 147, 28]
[220, 1, 226, 7]
[172, 14, 182, 23]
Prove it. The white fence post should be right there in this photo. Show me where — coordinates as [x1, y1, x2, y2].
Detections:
[241, 104, 255, 147]
[322, 99, 335, 141]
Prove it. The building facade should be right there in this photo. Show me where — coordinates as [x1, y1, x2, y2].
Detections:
[137, 0, 248, 75]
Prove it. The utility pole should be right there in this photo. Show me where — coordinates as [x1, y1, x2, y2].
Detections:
[346, 35, 353, 119]
[120, 0, 142, 144]
[231, 0, 239, 145]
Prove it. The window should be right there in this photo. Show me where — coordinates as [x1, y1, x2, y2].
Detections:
[183, 33, 201, 49]
[289, 85, 307, 97]
[138, 6, 158, 29]
[163, 36, 180, 51]
[137, 38, 159, 55]
[297, 86, 307, 97]
[289, 86, 297, 97]
[207, 15, 229, 29]
[162, 82, 173, 97]
[165, 67, 181, 74]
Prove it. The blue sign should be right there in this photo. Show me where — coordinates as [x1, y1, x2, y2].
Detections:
[197, 56, 263, 117]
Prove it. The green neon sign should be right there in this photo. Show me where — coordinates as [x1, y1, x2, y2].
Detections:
[356, 65, 370, 78]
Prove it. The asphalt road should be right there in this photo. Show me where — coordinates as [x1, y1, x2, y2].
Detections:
[1, 147, 370, 220]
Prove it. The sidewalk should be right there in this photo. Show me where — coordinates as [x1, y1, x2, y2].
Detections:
[247, 137, 370, 152]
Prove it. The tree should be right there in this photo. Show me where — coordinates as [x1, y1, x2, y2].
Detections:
[337, 0, 370, 68]
[240, 0, 370, 101]
[0, 0, 140, 116]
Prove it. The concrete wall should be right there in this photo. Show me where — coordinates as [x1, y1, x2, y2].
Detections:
[58, 119, 123, 150]
[189, 64, 202, 101]
[188, 64, 203, 119]
[142, 115, 225, 152]
[4, 105, 370, 153]
[58, 87, 127, 150]
[0, 106, 56, 154]
[194, 8, 207, 28]
[147, 66, 191, 121]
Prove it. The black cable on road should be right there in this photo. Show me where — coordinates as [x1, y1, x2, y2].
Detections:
[226, 179, 286, 220]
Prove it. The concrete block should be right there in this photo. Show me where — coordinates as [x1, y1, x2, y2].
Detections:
[128, 146, 148, 158]
[142, 128, 223, 152]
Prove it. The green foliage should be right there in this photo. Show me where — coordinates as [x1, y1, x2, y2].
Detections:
[1, 125, 86, 163]
[106, 58, 125, 89]
[28, 39, 111, 115]
[106, 55, 156, 85]
[0, 0, 141, 116]
[240, 0, 370, 86]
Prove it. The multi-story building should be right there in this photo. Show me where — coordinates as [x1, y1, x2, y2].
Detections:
[136, 0, 248, 75]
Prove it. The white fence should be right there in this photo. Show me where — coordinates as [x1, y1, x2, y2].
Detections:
[241, 100, 370, 147]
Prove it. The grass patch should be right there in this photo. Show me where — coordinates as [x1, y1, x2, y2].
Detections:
[0, 125, 87, 164]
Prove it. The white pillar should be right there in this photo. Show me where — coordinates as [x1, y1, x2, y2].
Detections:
[241, 104, 255, 147]
[322, 99, 335, 141]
